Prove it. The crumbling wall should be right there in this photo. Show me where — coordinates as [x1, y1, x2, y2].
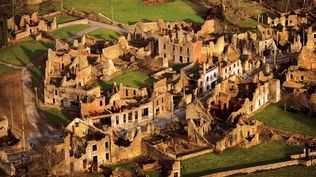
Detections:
[215, 117, 260, 151]
[57, 18, 89, 29]
[80, 96, 106, 117]
[0, 151, 16, 176]
[197, 20, 215, 36]
[111, 128, 142, 162]
[0, 116, 9, 138]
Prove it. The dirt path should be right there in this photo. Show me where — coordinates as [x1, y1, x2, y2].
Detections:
[0, 61, 23, 69]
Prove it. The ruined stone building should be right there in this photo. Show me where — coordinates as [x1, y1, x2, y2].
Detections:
[266, 12, 307, 27]
[207, 76, 280, 119]
[256, 25, 278, 56]
[219, 59, 243, 80]
[44, 42, 99, 111]
[283, 27, 316, 92]
[7, 12, 57, 40]
[83, 81, 173, 129]
[51, 118, 142, 175]
[185, 100, 261, 152]
[0, 116, 8, 138]
[158, 30, 203, 64]
[201, 64, 219, 92]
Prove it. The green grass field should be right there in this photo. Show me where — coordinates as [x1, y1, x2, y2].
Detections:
[253, 103, 316, 137]
[51, 24, 89, 40]
[98, 70, 155, 90]
[108, 162, 161, 177]
[44, 14, 79, 24]
[56, 0, 206, 24]
[233, 165, 316, 177]
[88, 28, 122, 41]
[38, 107, 70, 126]
[0, 65, 17, 75]
[0, 40, 53, 66]
[181, 141, 302, 177]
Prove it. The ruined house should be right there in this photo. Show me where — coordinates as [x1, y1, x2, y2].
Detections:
[186, 101, 214, 147]
[7, 12, 57, 40]
[0, 116, 8, 138]
[266, 12, 307, 27]
[283, 27, 316, 92]
[214, 116, 260, 151]
[219, 59, 243, 80]
[158, 30, 203, 64]
[256, 25, 278, 56]
[200, 64, 219, 92]
[85, 80, 173, 129]
[52, 118, 142, 175]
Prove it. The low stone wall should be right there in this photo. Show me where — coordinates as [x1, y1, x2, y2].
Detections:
[145, 142, 175, 161]
[41, 11, 62, 18]
[291, 151, 316, 159]
[202, 160, 300, 177]
[57, 18, 89, 28]
[176, 148, 213, 161]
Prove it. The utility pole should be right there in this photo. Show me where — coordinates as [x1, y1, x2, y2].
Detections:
[111, 0, 114, 23]
[9, 98, 13, 130]
[34, 87, 38, 106]
[12, 0, 15, 20]
[22, 113, 26, 151]
[61, 0, 63, 11]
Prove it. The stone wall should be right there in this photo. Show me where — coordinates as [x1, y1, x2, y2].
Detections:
[0, 116, 9, 138]
[145, 142, 175, 161]
[111, 128, 142, 162]
[57, 18, 89, 29]
[0, 151, 16, 176]
[202, 160, 300, 177]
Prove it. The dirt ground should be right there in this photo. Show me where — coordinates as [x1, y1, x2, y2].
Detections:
[0, 71, 35, 139]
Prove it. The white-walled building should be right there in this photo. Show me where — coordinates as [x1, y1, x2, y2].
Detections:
[202, 66, 219, 92]
[220, 60, 242, 80]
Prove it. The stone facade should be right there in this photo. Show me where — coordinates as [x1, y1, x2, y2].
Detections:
[267, 14, 307, 27]
[0, 116, 8, 138]
[158, 30, 203, 64]
[7, 12, 57, 40]
[52, 118, 142, 175]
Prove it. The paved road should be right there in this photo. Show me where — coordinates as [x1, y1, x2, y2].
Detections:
[68, 20, 134, 41]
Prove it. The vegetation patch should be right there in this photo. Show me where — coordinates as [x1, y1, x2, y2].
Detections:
[88, 28, 122, 41]
[98, 70, 155, 90]
[51, 24, 89, 40]
[170, 63, 189, 73]
[38, 107, 70, 126]
[0, 40, 53, 66]
[54, 0, 206, 24]
[181, 141, 302, 177]
[0, 65, 17, 75]
[44, 14, 79, 24]
[233, 165, 316, 177]
[252, 103, 316, 137]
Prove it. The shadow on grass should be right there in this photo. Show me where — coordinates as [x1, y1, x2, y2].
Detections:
[37, 108, 70, 129]
[182, 157, 289, 177]
[184, 0, 208, 24]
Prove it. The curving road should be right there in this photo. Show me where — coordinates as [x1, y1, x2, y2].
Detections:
[68, 20, 134, 41]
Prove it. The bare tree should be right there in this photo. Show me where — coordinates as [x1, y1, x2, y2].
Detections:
[11, 0, 26, 19]
[222, 0, 257, 25]
[281, 90, 291, 111]
[298, 93, 313, 113]
[285, 0, 290, 12]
